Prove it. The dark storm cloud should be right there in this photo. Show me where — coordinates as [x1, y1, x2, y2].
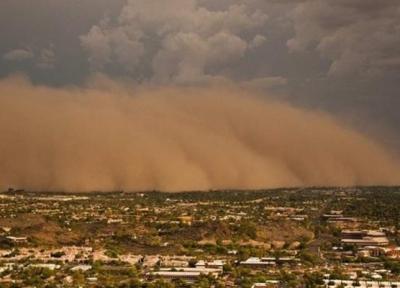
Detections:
[288, 0, 400, 78]
[284, 0, 400, 148]
[0, 0, 125, 84]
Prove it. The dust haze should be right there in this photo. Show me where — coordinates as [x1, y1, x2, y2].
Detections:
[0, 75, 399, 192]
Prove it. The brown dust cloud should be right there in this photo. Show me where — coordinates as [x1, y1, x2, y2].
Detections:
[0, 75, 399, 192]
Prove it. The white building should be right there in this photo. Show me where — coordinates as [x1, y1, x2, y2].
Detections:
[240, 257, 276, 268]
[148, 267, 222, 282]
[324, 280, 400, 288]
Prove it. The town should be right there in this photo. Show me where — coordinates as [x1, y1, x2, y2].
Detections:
[1, 187, 400, 288]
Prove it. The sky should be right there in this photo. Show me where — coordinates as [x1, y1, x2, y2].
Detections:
[0, 0, 399, 191]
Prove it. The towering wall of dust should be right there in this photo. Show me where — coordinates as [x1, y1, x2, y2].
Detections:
[0, 75, 399, 192]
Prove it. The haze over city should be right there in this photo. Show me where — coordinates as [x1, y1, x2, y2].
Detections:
[1, 0, 400, 191]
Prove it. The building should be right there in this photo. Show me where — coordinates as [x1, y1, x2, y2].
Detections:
[341, 230, 386, 239]
[148, 267, 221, 282]
[195, 260, 224, 271]
[324, 279, 400, 288]
[71, 265, 92, 272]
[323, 213, 359, 228]
[341, 230, 389, 247]
[6, 236, 27, 243]
[178, 216, 193, 225]
[240, 257, 276, 268]
[251, 280, 280, 288]
[28, 263, 61, 270]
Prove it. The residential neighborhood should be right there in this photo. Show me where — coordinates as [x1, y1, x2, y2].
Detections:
[1, 187, 400, 287]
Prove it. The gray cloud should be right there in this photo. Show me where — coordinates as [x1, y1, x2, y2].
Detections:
[0, 0, 126, 84]
[80, 0, 269, 84]
[288, 0, 400, 78]
[3, 45, 56, 70]
[3, 49, 34, 62]
[36, 45, 56, 70]
[249, 34, 267, 49]
[241, 76, 288, 91]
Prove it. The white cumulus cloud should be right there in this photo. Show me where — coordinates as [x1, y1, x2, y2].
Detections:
[80, 0, 268, 84]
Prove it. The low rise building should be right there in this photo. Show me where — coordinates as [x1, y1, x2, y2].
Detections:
[6, 236, 27, 243]
[240, 257, 276, 268]
[251, 280, 280, 288]
[324, 279, 400, 288]
[148, 267, 221, 282]
[341, 230, 389, 247]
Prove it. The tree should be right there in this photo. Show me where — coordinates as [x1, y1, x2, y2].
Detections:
[304, 272, 325, 288]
